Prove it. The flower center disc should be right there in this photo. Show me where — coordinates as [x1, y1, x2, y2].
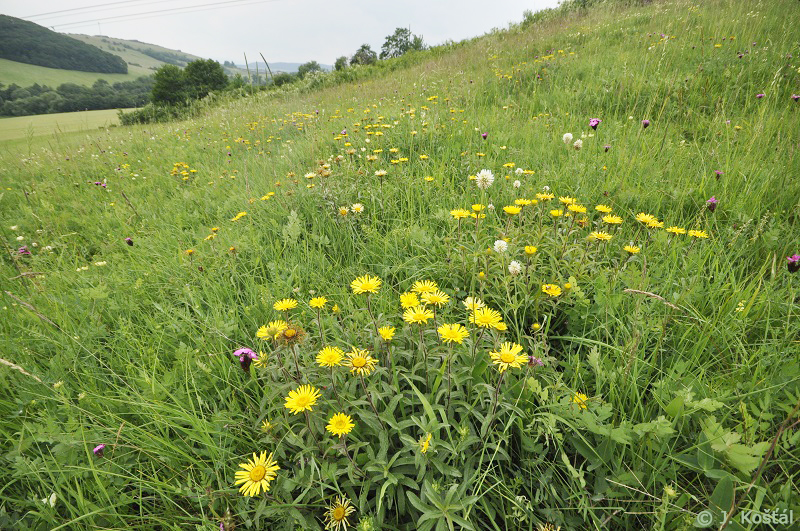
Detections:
[249, 465, 266, 482]
[333, 507, 345, 520]
[284, 329, 297, 338]
[500, 352, 516, 363]
[352, 357, 366, 368]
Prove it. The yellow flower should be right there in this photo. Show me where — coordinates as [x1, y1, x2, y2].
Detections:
[490, 342, 527, 372]
[688, 229, 709, 239]
[233, 451, 279, 497]
[595, 204, 612, 213]
[344, 348, 378, 376]
[411, 280, 438, 294]
[351, 274, 382, 294]
[438, 323, 469, 344]
[257, 320, 288, 340]
[284, 385, 321, 414]
[602, 214, 623, 224]
[503, 205, 522, 215]
[273, 298, 298, 312]
[185, 249, 195, 255]
[558, 196, 576, 205]
[647, 220, 664, 229]
[260, 420, 272, 432]
[635, 212, 657, 225]
[419, 433, 432, 454]
[317, 346, 344, 367]
[550, 209, 563, 218]
[325, 496, 356, 531]
[536, 192, 554, 201]
[309, 296, 328, 309]
[399, 292, 420, 308]
[624, 245, 640, 254]
[666, 226, 686, 235]
[403, 305, 434, 325]
[469, 307, 505, 329]
[231, 211, 247, 222]
[421, 289, 450, 307]
[471, 204, 486, 212]
[339, 206, 349, 216]
[462, 296, 485, 311]
[542, 284, 562, 297]
[450, 209, 471, 220]
[589, 231, 613, 242]
[524, 245, 538, 255]
[378, 326, 396, 341]
[572, 392, 589, 410]
[326, 413, 355, 437]
[332, 304, 340, 313]
[567, 204, 587, 214]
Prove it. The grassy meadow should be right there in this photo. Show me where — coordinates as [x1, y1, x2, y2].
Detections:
[1, 0, 799, 529]
[0, 108, 131, 145]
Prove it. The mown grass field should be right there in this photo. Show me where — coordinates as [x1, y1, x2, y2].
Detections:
[0, 108, 131, 145]
[1, 0, 798, 529]
[0, 58, 144, 88]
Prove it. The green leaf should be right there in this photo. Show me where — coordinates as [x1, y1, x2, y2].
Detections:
[709, 475, 734, 515]
[697, 433, 715, 471]
[402, 374, 437, 426]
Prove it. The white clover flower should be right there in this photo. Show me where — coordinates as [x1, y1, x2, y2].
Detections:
[93, 261, 107, 267]
[508, 260, 523, 276]
[487, 203, 495, 210]
[562, 133, 573, 145]
[475, 169, 495, 190]
[573, 139, 583, 151]
[514, 167, 524, 175]
[513, 180, 521, 189]
[16, 235, 24, 241]
[494, 239, 508, 253]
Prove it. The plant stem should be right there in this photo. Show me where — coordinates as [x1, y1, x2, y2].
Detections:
[304, 410, 324, 455]
[360, 373, 385, 431]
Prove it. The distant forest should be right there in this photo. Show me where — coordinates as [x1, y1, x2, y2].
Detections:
[0, 15, 128, 74]
[0, 77, 154, 116]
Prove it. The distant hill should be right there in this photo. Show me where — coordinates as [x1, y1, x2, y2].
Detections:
[0, 15, 127, 74]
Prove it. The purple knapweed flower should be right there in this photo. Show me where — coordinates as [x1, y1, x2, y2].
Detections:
[756, 93, 765, 99]
[340, 129, 347, 135]
[706, 196, 718, 213]
[792, 94, 800, 102]
[481, 132, 488, 140]
[788, 255, 800, 274]
[589, 118, 601, 130]
[233, 348, 258, 372]
[18, 246, 31, 255]
[529, 356, 544, 367]
[94, 182, 102, 186]
[125, 237, 133, 246]
[93, 444, 106, 457]
[642, 119, 650, 128]
[715, 170, 724, 180]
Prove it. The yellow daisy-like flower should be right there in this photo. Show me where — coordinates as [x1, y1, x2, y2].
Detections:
[403, 305, 434, 325]
[326, 413, 355, 437]
[595, 204, 612, 213]
[688, 229, 709, 239]
[647, 220, 664, 229]
[421, 289, 450, 307]
[558, 196, 576, 205]
[411, 280, 438, 294]
[589, 231, 613, 242]
[635, 212, 657, 225]
[399, 292, 420, 309]
[273, 298, 298, 312]
[542, 284, 562, 297]
[469, 307, 505, 329]
[666, 226, 686, 235]
[257, 320, 288, 340]
[462, 296, 485, 311]
[572, 392, 589, 410]
[260, 420, 272, 432]
[338, 206, 349, 216]
[350, 274, 382, 295]
[515, 199, 533, 206]
[344, 348, 378, 376]
[438, 323, 469, 344]
[567, 204, 587, 214]
[233, 451, 280, 497]
[503, 205, 522, 215]
[550, 209, 563, 218]
[624, 245, 641, 254]
[317, 346, 344, 367]
[185, 249, 195, 255]
[284, 385, 321, 414]
[450, 209, 471, 220]
[325, 496, 356, 531]
[489, 342, 527, 372]
[524, 245, 538, 255]
[419, 433, 432, 454]
[602, 214, 623, 224]
[471, 204, 486, 212]
[231, 211, 247, 222]
[309, 296, 328, 309]
[536, 192, 555, 201]
[378, 326, 396, 341]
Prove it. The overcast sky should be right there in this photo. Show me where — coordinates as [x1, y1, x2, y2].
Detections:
[1, 0, 561, 65]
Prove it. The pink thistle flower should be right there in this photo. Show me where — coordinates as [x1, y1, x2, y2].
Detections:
[93, 444, 105, 457]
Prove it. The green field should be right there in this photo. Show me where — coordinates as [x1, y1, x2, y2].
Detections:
[0, 108, 131, 144]
[1, 0, 799, 529]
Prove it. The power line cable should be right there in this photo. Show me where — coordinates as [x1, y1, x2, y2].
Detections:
[24, 0, 187, 20]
